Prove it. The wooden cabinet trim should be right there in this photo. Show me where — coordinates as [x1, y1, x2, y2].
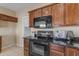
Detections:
[0, 14, 18, 22]
[28, 3, 58, 13]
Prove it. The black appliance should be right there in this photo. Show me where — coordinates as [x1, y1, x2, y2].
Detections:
[35, 31, 53, 41]
[30, 40, 49, 56]
[29, 31, 53, 56]
[34, 16, 52, 28]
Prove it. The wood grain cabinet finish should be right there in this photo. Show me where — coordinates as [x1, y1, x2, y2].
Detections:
[24, 39, 29, 56]
[50, 50, 64, 56]
[0, 14, 17, 22]
[24, 49, 29, 56]
[29, 3, 79, 27]
[29, 11, 35, 27]
[0, 36, 2, 53]
[42, 6, 52, 16]
[65, 3, 79, 25]
[35, 9, 42, 18]
[50, 44, 65, 56]
[50, 44, 65, 53]
[51, 4, 65, 27]
[76, 49, 79, 56]
[65, 47, 79, 56]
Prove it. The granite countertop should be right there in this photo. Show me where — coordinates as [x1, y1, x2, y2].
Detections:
[24, 36, 79, 49]
[24, 36, 37, 40]
[50, 40, 79, 49]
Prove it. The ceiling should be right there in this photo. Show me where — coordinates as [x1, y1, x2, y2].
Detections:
[0, 3, 50, 12]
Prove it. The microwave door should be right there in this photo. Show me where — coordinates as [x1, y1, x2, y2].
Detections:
[34, 21, 46, 28]
[34, 16, 52, 28]
[34, 21, 40, 28]
[40, 21, 46, 28]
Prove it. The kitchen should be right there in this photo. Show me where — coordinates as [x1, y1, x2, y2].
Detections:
[0, 3, 79, 56]
[24, 3, 79, 56]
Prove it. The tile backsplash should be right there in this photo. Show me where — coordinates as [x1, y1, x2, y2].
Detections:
[52, 26, 79, 37]
[30, 26, 79, 37]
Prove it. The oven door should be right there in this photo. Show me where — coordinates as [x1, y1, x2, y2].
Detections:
[30, 40, 49, 56]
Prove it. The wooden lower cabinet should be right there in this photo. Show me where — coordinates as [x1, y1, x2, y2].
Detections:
[50, 50, 64, 56]
[0, 36, 2, 53]
[50, 44, 65, 56]
[50, 43, 79, 56]
[65, 47, 79, 56]
[24, 49, 29, 56]
[23, 39, 79, 56]
[24, 39, 29, 56]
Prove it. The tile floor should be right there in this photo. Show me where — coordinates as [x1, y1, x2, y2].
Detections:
[0, 46, 24, 56]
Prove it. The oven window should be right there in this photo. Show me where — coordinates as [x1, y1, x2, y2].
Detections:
[32, 43, 45, 56]
[30, 41, 48, 56]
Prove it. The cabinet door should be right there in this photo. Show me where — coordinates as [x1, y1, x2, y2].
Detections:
[76, 49, 79, 56]
[50, 50, 64, 56]
[42, 6, 52, 16]
[0, 36, 2, 53]
[29, 11, 35, 27]
[24, 49, 29, 56]
[50, 44, 64, 53]
[65, 47, 78, 56]
[35, 9, 42, 18]
[24, 39, 29, 50]
[65, 3, 79, 25]
[24, 39, 29, 56]
[52, 4, 64, 27]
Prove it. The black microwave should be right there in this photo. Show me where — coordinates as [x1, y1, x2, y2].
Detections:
[33, 16, 52, 28]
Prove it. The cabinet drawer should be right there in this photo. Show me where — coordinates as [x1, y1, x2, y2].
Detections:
[24, 49, 29, 56]
[24, 39, 29, 49]
[50, 50, 64, 56]
[50, 44, 65, 52]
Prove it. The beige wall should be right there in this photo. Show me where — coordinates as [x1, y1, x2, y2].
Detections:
[0, 20, 17, 49]
[0, 6, 17, 49]
[34, 26, 79, 37]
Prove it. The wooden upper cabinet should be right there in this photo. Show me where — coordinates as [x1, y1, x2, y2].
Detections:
[29, 3, 79, 27]
[35, 9, 42, 18]
[29, 11, 35, 27]
[65, 3, 79, 25]
[42, 6, 52, 16]
[51, 4, 65, 27]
